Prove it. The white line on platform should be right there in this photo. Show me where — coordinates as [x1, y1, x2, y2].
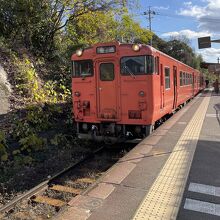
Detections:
[188, 182, 220, 197]
[206, 114, 217, 117]
[184, 198, 220, 216]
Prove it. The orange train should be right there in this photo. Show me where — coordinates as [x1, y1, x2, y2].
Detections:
[71, 42, 204, 143]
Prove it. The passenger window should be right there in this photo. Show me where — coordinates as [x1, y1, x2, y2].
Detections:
[100, 63, 114, 81]
[183, 72, 186, 85]
[165, 67, 170, 89]
[180, 71, 183, 86]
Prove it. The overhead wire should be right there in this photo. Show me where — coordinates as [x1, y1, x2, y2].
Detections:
[133, 11, 220, 24]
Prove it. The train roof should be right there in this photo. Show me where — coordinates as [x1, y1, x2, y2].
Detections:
[72, 41, 201, 73]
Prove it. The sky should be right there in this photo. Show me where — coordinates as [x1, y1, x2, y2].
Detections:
[134, 0, 220, 63]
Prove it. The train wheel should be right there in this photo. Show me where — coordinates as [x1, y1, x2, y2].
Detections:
[145, 124, 154, 136]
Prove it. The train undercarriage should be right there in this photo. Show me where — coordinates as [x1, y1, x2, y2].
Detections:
[76, 122, 154, 144]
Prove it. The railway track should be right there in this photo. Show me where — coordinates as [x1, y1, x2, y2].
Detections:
[0, 144, 134, 220]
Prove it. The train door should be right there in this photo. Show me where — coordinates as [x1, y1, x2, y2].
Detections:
[160, 64, 164, 109]
[96, 60, 119, 120]
[173, 66, 177, 109]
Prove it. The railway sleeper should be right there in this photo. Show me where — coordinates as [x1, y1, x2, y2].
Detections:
[76, 177, 95, 184]
[31, 195, 66, 207]
[49, 184, 82, 194]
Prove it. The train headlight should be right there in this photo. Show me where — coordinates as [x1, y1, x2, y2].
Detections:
[76, 49, 83, 57]
[74, 91, 81, 97]
[132, 44, 140, 52]
[139, 91, 145, 97]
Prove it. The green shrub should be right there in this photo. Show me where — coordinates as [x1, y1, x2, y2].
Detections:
[14, 155, 34, 166]
[12, 119, 33, 139]
[19, 133, 47, 152]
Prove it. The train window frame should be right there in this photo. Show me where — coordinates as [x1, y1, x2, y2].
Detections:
[72, 60, 94, 78]
[164, 67, 170, 90]
[120, 55, 154, 75]
[155, 56, 159, 75]
[100, 63, 115, 81]
[183, 72, 186, 86]
[180, 71, 183, 86]
[182, 72, 184, 86]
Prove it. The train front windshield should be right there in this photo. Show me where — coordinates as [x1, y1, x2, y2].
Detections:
[72, 60, 93, 77]
[121, 55, 154, 75]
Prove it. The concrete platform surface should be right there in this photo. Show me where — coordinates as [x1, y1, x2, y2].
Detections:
[55, 90, 220, 220]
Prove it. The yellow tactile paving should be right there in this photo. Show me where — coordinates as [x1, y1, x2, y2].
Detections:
[132, 97, 210, 220]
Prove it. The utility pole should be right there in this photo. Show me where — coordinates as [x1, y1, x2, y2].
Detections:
[144, 6, 156, 46]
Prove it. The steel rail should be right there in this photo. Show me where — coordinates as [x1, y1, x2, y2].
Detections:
[0, 146, 105, 213]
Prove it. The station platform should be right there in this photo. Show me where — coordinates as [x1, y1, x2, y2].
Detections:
[55, 89, 220, 220]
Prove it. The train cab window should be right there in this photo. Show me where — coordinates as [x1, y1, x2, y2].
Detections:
[100, 63, 114, 81]
[165, 67, 170, 89]
[121, 55, 154, 75]
[73, 60, 93, 77]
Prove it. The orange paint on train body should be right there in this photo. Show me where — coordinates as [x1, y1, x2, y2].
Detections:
[71, 42, 204, 143]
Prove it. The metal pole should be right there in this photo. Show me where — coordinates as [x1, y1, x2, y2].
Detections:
[148, 7, 152, 46]
[144, 6, 156, 46]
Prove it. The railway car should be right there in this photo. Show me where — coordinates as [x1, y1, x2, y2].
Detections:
[71, 41, 204, 143]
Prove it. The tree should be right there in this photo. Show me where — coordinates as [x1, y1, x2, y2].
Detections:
[152, 34, 167, 51]
[65, 9, 153, 54]
[115, 13, 152, 44]
[161, 39, 198, 67]
[0, 0, 127, 55]
[67, 10, 118, 46]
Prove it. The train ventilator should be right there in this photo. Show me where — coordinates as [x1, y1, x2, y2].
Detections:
[71, 42, 204, 143]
